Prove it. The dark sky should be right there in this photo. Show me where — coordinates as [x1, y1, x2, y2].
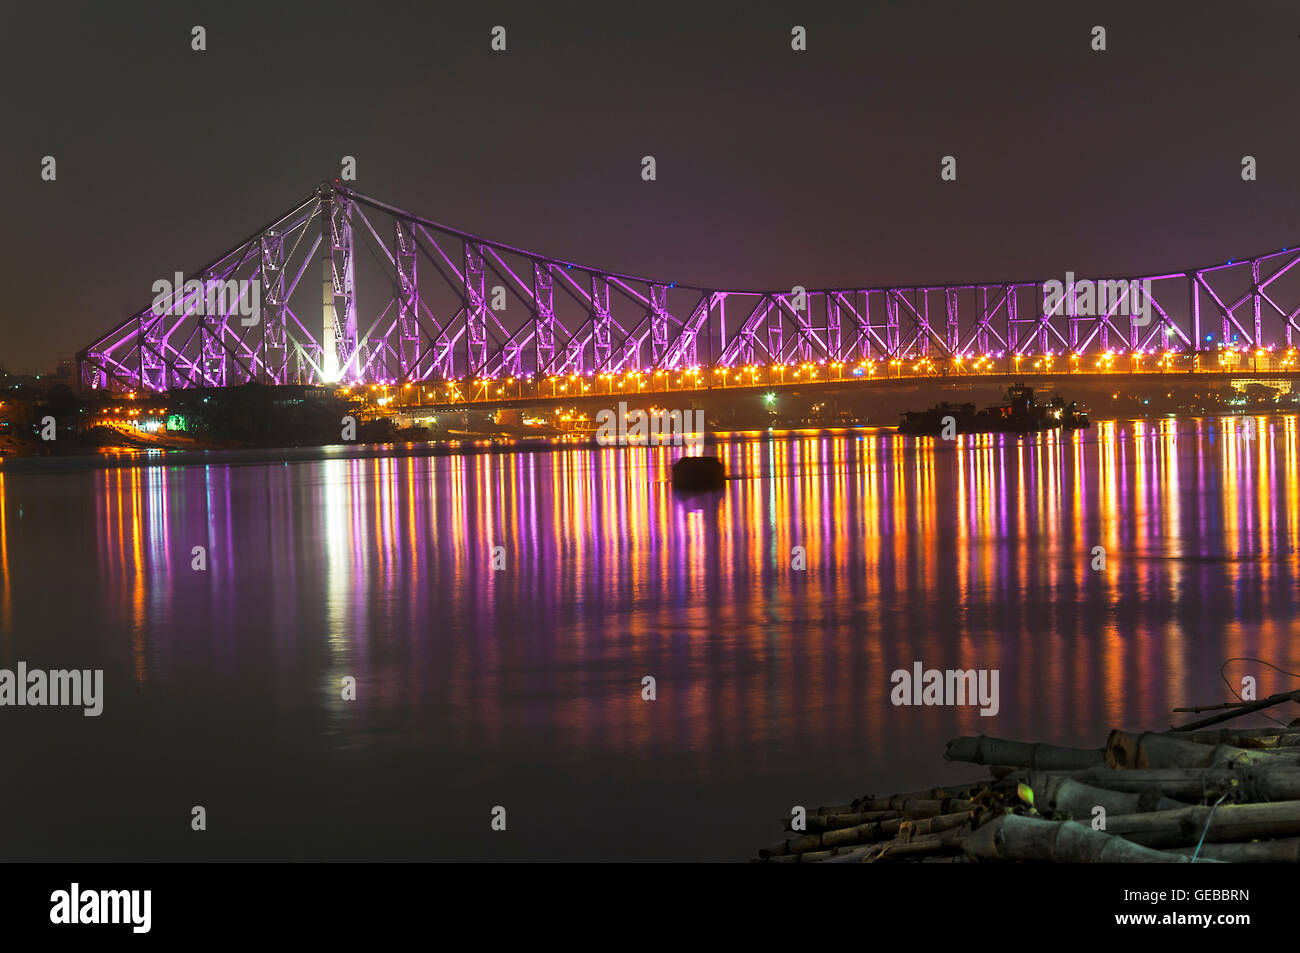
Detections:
[4, 0, 1299, 371]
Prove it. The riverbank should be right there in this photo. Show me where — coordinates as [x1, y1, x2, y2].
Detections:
[0, 430, 608, 473]
[1, 409, 1295, 473]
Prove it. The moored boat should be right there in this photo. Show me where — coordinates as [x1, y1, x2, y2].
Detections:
[897, 382, 1089, 435]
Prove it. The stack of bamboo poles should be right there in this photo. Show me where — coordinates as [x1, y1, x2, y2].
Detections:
[757, 721, 1300, 863]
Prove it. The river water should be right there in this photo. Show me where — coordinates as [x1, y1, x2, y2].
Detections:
[1, 418, 1297, 860]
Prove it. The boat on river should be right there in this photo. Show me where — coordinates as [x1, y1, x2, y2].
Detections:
[897, 382, 1089, 435]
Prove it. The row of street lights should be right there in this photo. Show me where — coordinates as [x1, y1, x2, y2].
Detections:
[346, 346, 1300, 407]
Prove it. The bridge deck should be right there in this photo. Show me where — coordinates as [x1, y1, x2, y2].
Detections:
[375, 366, 1297, 413]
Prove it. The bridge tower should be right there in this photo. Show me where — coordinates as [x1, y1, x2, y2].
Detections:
[318, 181, 358, 382]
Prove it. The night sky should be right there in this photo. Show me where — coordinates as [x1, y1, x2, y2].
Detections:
[4, 0, 1299, 372]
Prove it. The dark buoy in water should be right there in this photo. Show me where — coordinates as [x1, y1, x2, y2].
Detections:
[672, 455, 726, 492]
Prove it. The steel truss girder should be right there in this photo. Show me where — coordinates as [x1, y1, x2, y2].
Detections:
[533, 262, 556, 374]
[77, 185, 1300, 393]
[394, 220, 420, 381]
[330, 195, 358, 378]
[259, 231, 287, 384]
[590, 274, 612, 369]
[464, 242, 488, 375]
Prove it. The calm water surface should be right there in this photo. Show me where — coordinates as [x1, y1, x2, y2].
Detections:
[2, 418, 1299, 860]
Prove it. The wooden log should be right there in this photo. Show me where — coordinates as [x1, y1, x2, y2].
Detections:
[788, 810, 899, 832]
[791, 849, 836, 862]
[1235, 766, 1300, 800]
[807, 802, 879, 818]
[762, 810, 976, 857]
[1178, 726, 1297, 738]
[761, 816, 896, 856]
[1025, 773, 1186, 817]
[809, 781, 990, 816]
[818, 818, 897, 851]
[1068, 765, 1300, 801]
[1164, 837, 1300, 862]
[916, 854, 973, 863]
[835, 796, 979, 818]
[818, 846, 874, 863]
[1172, 728, 1300, 749]
[945, 735, 1105, 770]
[850, 793, 983, 815]
[821, 810, 971, 849]
[1103, 799, 1300, 848]
[960, 814, 1220, 863]
[1105, 730, 1300, 770]
[1170, 688, 1300, 732]
[862, 830, 968, 862]
[898, 811, 977, 839]
[868, 798, 949, 819]
[1061, 768, 1235, 800]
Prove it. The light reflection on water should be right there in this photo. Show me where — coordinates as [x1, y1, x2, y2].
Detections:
[0, 417, 1298, 860]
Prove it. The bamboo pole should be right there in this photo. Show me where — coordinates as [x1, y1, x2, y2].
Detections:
[792, 809, 899, 833]
[1173, 701, 1247, 713]
[1105, 730, 1300, 770]
[862, 829, 968, 862]
[1060, 767, 1234, 800]
[1170, 688, 1300, 732]
[850, 793, 982, 815]
[762, 810, 976, 857]
[898, 811, 978, 839]
[1102, 799, 1300, 848]
[1164, 837, 1300, 862]
[818, 846, 874, 863]
[1024, 773, 1186, 817]
[945, 735, 1105, 770]
[808, 780, 990, 817]
[1066, 765, 1300, 801]
[789, 848, 838, 863]
[960, 815, 1220, 863]
[916, 854, 973, 863]
[1172, 728, 1300, 748]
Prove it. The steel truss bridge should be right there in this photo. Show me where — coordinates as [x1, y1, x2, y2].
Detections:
[78, 182, 1300, 395]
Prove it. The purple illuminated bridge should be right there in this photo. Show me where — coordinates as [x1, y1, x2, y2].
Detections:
[78, 182, 1300, 395]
